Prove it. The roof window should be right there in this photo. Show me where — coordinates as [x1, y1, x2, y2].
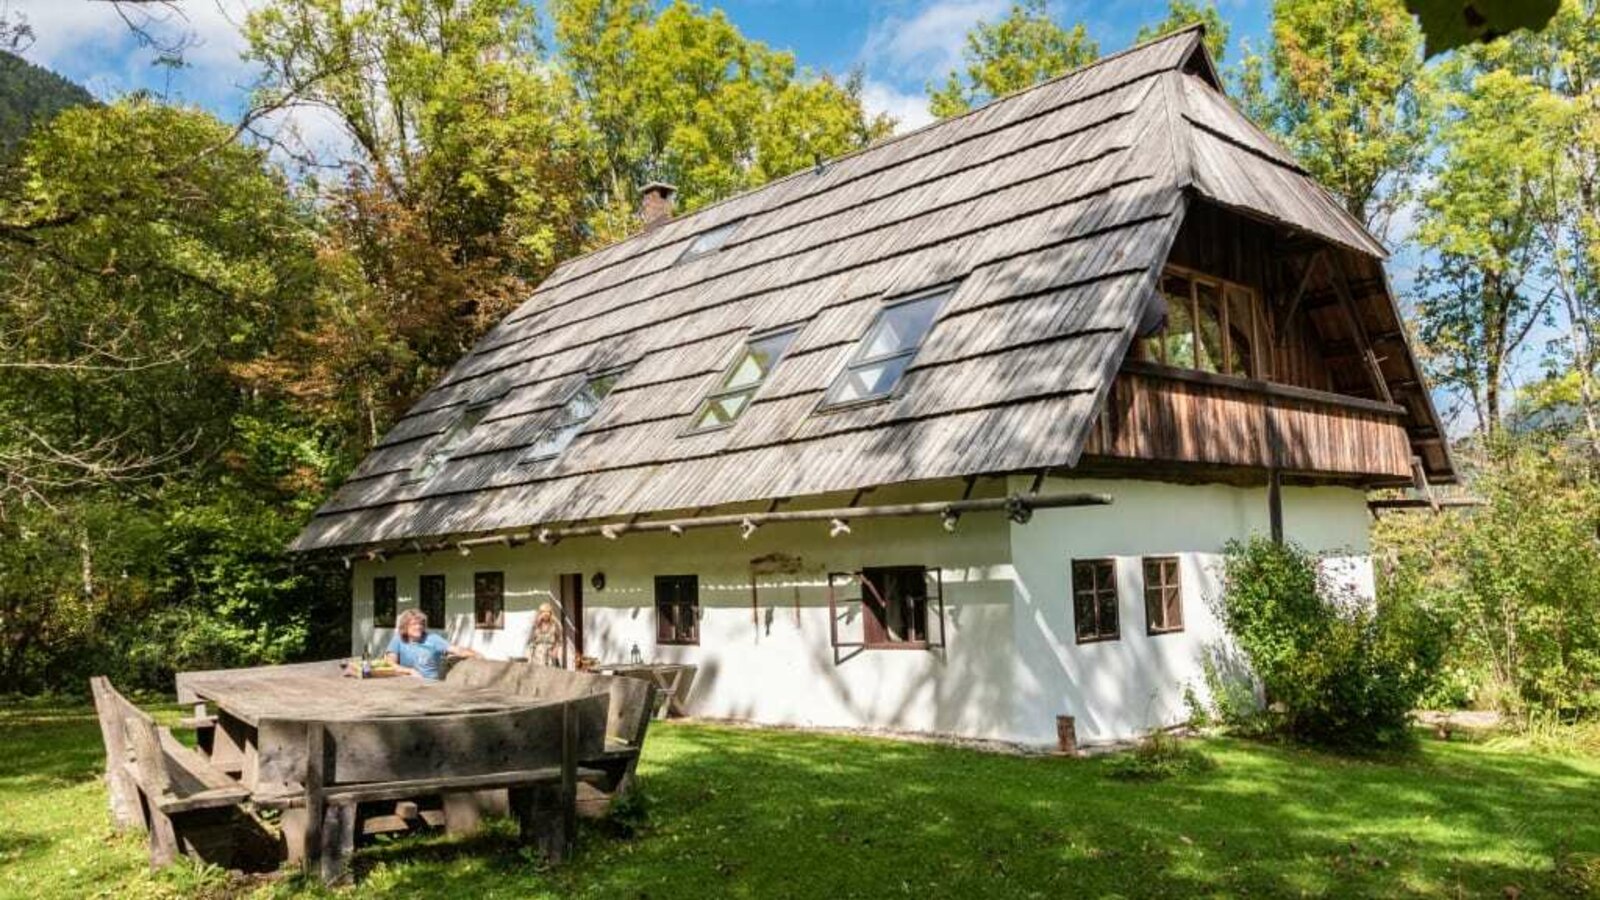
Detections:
[688, 327, 799, 432]
[678, 219, 741, 263]
[409, 398, 498, 482]
[820, 287, 952, 409]
[520, 368, 627, 463]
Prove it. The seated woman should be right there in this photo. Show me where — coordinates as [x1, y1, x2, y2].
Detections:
[385, 608, 477, 680]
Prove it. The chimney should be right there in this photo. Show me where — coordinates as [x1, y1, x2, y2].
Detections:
[639, 182, 676, 231]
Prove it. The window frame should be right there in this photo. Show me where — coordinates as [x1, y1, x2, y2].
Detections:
[826, 567, 946, 652]
[1142, 556, 1184, 635]
[474, 571, 505, 630]
[1141, 266, 1271, 381]
[373, 576, 398, 627]
[817, 285, 954, 412]
[419, 573, 447, 628]
[518, 365, 629, 465]
[685, 325, 801, 434]
[654, 574, 700, 646]
[407, 395, 501, 483]
[677, 218, 743, 264]
[1071, 558, 1121, 644]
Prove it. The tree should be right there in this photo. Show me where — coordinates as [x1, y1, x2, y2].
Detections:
[554, 0, 893, 244]
[1414, 63, 1559, 433]
[1239, 0, 1434, 241]
[1482, 0, 1600, 454]
[926, 0, 1098, 119]
[0, 98, 337, 690]
[243, 0, 590, 449]
[1135, 0, 1230, 63]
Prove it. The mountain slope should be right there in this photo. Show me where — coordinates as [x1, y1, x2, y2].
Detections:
[0, 49, 93, 157]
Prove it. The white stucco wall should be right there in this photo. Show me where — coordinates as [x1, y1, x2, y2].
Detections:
[1006, 476, 1374, 746]
[348, 476, 1375, 747]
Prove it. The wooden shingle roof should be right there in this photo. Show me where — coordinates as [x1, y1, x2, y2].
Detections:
[291, 27, 1399, 553]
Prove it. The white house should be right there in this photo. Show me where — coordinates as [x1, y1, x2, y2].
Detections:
[292, 27, 1452, 748]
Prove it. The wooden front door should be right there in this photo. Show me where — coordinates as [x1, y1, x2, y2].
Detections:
[558, 573, 584, 667]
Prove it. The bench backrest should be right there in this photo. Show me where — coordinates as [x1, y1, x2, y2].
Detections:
[446, 660, 655, 747]
[89, 675, 170, 796]
[257, 693, 609, 789]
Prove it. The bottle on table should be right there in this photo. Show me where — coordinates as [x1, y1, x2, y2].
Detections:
[360, 651, 372, 679]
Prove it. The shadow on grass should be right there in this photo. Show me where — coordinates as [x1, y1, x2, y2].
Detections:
[360, 723, 1600, 899]
[8, 707, 1598, 898]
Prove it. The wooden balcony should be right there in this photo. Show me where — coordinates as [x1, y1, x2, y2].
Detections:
[1080, 361, 1414, 481]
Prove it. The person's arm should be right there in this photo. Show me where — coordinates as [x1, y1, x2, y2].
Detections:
[382, 651, 419, 676]
[447, 644, 479, 659]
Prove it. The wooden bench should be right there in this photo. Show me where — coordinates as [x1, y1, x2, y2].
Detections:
[89, 676, 254, 868]
[253, 692, 609, 885]
[444, 660, 658, 813]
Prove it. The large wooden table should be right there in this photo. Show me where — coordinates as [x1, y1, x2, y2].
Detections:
[181, 668, 558, 795]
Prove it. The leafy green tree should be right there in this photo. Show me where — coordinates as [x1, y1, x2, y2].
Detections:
[1239, 0, 1434, 239]
[1377, 438, 1600, 720]
[1135, 0, 1230, 63]
[1414, 63, 1559, 433]
[0, 98, 340, 691]
[554, 0, 892, 243]
[926, 0, 1098, 119]
[1477, 0, 1600, 453]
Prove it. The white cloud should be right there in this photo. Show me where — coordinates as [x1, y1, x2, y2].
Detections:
[860, 0, 1008, 80]
[861, 79, 934, 133]
[10, 0, 260, 109]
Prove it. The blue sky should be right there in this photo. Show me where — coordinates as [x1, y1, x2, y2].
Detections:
[10, 0, 1270, 133]
[10, 0, 1531, 430]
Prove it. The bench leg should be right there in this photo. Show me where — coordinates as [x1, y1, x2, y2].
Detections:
[512, 783, 573, 863]
[146, 805, 179, 869]
[318, 803, 357, 886]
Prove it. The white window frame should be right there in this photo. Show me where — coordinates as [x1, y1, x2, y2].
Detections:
[817, 285, 953, 412]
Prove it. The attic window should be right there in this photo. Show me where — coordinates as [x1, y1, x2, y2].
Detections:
[678, 219, 741, 263]
[1140, 267, 1269, 380]
[408, 398, 497, 483]
[820, 286, 952, 409]
[688, 327, 799, 431]
[520, 368, 627, 463]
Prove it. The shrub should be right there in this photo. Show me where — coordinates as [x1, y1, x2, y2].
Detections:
[1104, 732, 1216, 781]
[1215, 536, 1448, 751]
[1406, 441, 1600, 721]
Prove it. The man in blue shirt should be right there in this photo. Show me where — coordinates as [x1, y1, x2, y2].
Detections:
[385, 608, 478, 680]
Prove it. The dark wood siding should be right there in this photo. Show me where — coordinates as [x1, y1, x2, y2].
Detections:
[1084, 365, 1412, 479]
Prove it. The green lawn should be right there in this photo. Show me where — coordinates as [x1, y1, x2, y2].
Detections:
[2, 701, 1597, 899]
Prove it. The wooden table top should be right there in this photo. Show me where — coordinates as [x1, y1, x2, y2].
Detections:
[186, 672, 547, 727]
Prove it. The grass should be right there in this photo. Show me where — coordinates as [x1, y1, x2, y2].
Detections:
[2, 700, 1598, 899]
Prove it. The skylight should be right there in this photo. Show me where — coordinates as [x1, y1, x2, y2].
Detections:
[409, 400, 496, 483]
[520, 368, 627, 463]
[678, 219, 742, 263]
[820, 287, 952, 409]
[689, 327, 799, 432]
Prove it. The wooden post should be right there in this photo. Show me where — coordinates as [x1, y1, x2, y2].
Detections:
[1268, 468, 1284, 544]
[319, 802, 357, 886]
[301, 724, 326, 879]
[514, 701, 577, 863]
